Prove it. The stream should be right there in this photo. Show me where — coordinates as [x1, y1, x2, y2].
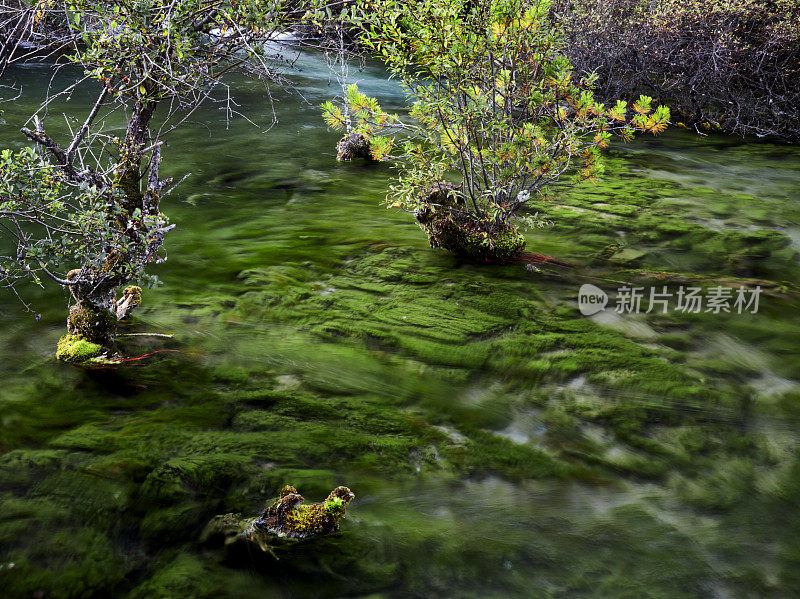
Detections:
[1, 51, 800, 598]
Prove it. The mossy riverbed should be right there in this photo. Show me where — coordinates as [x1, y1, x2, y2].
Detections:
[2, 59, 800, 598]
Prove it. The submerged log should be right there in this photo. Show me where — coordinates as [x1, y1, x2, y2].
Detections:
[201, 485, 355, 556]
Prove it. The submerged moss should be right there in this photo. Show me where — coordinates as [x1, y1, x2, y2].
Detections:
[223, 245, 774, 488]
[128, 554, 255, 599]
[3, 120, 800, 598]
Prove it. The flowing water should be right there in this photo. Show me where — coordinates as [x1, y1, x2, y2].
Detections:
[1, 53, 800, 598]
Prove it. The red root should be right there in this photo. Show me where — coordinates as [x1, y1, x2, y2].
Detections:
[517, 252, 574, 267]
[482, 251, 574, 267]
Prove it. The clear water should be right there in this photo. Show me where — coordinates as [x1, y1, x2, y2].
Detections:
[1, 55, 800, 598]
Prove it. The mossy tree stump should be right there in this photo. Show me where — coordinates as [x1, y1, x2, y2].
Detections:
[336, 133, 373, 162]
[201, 485, 355, 557]
[67, 301, 117, 347]
[57, 278, 144, 364]
[414, 182, 526, 262]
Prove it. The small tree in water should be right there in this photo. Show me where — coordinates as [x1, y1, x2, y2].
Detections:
[322, 83, 399, 161]
[0, 0, 327, 362]
[343, 0, 670, 260]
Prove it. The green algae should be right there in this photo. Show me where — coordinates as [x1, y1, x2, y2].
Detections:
[223, 245, 770, 487]
[0, 494, 131, 599]
[128, 554, 259, 599]
[12, 263, 764, 595]
[536, 144, 799, 281]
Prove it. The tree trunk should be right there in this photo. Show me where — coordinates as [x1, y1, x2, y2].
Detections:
[67, 300, 117, 347]
[116, 97, 158, 214]
[60, 96, 158, 354]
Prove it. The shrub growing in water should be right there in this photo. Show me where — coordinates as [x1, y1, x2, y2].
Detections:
[322, 84, 399, 161]
[0, 0, 340, 361]
[328, 0, 670, 261]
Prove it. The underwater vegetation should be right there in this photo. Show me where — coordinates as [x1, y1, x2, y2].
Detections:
[3, 217, 799, 596]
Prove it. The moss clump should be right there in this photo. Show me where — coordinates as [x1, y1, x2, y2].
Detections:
[55, 334, 107, 363]
[322, 495, 347, 519]
[122, 285, 143, 304]
[116, 285, 143, 319]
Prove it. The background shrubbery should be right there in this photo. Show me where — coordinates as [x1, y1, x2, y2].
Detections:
[552, 0, 800, 140]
